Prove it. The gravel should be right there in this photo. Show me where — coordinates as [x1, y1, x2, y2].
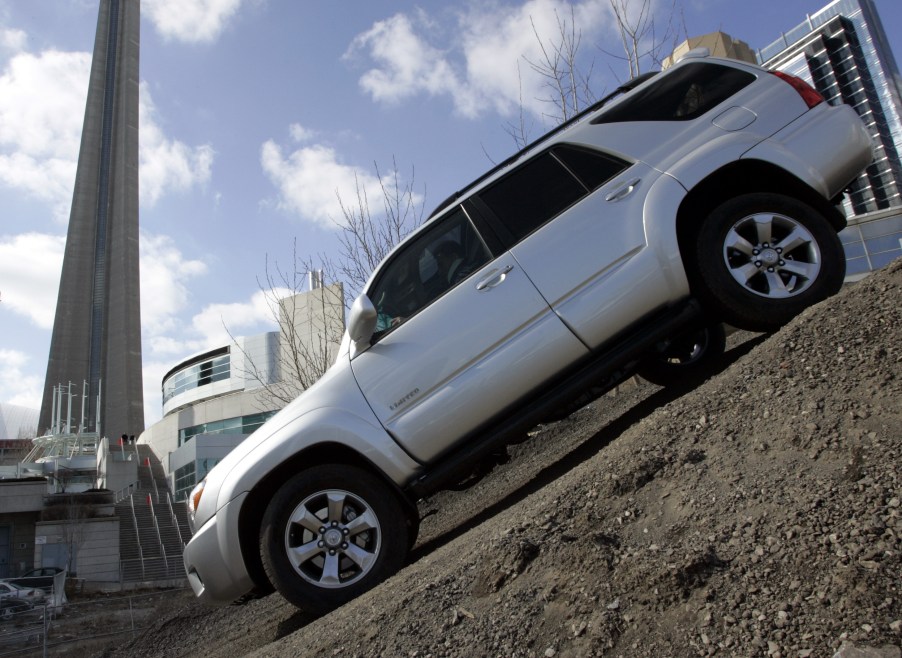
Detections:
[100, 258, 902, 658]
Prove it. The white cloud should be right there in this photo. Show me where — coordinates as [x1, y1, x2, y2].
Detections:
[139, 232, 209, 337]
[0, 349, 43, 409]
[0, 49, 89, 218]
[0, 226, 209, 344]
[189, 289, 284, 347]
[260, 140, 387, 227]
[347, 0, 620, 119]
[1, 28, 27, 52]
[0, 51, 214, 219]
[289, 123, 316, 143]
[0, 232, 65, 328]
[139, 82, 215, 206]
[141, 359, 170, 426]
[140, 286, 283, 424]
[144, 0, 244, 44]
[348, 12, 465, 108]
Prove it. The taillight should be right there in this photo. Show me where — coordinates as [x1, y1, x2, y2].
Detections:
[770, 71, 825, 109]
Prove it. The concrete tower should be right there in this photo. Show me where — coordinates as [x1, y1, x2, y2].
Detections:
[39, 0, 143, 438]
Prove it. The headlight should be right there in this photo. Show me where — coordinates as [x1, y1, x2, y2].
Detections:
[188, 478, 206, 520]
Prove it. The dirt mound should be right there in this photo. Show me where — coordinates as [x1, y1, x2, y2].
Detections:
[102, 259, 902, 658]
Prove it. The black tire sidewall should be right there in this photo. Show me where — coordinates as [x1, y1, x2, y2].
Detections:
[694, 193, 845, 332]
[260, 464, 408, 614]
[637, 323, 727, 386]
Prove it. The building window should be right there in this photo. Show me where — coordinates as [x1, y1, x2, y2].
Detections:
[174, 461, 196, 502]
[178, 411, 277, 446]
[162, 352, 231, 404]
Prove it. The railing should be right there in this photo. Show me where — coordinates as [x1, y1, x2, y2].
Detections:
[127, 495, 144, 579]
[166, 492, 185, 547]
[118, 557, 185, 582]
[147, 459, 160, 504]
[113, 481, 138, 503]
[149, 508, 168, 571]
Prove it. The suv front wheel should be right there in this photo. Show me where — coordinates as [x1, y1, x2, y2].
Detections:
[694, 193, 845, 332]
[260, 464, 409, 614]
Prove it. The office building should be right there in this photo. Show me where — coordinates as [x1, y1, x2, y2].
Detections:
[758, 0, 902, 275]
[664, 31, 757, 68]
[140, 283, 345, 500]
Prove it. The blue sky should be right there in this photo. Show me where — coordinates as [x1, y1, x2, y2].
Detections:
[1, 0, 900, 429]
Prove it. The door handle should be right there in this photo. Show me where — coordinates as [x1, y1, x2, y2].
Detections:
[475, 264, 513, 291]
[605, 177, 641, 202]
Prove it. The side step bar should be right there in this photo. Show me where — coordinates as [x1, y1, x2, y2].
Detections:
[406, 299, 703, 499]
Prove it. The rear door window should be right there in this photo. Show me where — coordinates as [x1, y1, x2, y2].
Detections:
[474, 146, 629, 244]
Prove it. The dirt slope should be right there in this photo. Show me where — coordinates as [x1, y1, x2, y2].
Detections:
[103, 259, 902, 658]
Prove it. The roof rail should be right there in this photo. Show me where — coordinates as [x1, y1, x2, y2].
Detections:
[428, 70, 660, 219]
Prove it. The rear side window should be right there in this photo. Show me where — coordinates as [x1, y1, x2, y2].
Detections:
[592, 62, 756, 124]
[553, 145, 628, 191]
[476, 146, 628, 243]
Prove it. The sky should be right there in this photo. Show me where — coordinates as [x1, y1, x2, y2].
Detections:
[1, 0, 900, 430]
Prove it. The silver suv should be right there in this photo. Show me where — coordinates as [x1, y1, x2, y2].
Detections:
[183, 52, 872, 612]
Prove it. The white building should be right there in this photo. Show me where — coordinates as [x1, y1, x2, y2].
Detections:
[140, 283, 345, 501]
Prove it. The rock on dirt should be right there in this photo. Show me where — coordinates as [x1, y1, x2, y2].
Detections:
[100, 259, 902, 658]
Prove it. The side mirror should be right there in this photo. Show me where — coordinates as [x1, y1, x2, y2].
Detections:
[348, 294, 378, 345]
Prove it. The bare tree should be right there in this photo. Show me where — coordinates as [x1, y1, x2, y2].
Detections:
[229, 159, 425, 410]
[525, 7, 597, 123]
[60, 499, 89, 576]
[225, 242, 346, 409]
[307, 158, 426, 301]
[504, 7, 596, 149]
[43, 492, 91, 576]
[503, 0, 684, 149]
[603, 0, 683, 81]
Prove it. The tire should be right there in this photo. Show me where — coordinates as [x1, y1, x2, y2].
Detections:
[637, 323, 727, 386]
[260, 464, 409, 614]
[694, 193, 845, 332]
[0, 601, 27, 622]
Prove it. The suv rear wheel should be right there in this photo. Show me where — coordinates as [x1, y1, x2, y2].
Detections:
[637, 323, 726, 386]
[260, 464, 409, 614]
[694, 193, 845, 332]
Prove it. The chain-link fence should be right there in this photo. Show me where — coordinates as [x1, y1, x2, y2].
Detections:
[0, 587, 192, 657]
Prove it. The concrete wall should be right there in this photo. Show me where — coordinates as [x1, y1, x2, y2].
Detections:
[98, 451, 138, 495]
[35, 517, 120, 583]
[0, 479, 49, 513]
[0, 512, 40, 577]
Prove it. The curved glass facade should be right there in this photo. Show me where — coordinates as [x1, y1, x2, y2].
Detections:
[177, 411, 276, 447]
[162, 350, 230, 405]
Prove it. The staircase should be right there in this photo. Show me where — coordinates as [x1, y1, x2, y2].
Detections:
[116, 444, 193, 583]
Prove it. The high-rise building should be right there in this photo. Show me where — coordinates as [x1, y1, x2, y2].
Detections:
[664, 32, 757, 68]
[39, 0, 143, 438]
[757, 0, 902, 274]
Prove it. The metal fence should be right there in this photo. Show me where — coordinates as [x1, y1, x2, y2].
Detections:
[0, 587, 192, 657]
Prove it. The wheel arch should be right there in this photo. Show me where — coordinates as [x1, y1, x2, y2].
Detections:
[675, 160, 846, 296]
[236, 442, 420, 594]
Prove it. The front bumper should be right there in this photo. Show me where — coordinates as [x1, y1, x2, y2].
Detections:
[183, 492, 255, 604]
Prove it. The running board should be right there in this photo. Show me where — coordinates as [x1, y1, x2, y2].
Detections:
[406, 299, 702, 499]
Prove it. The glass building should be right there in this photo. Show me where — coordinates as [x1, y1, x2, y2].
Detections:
[140, 284, 346, 502]
[757, 0, 902, 276]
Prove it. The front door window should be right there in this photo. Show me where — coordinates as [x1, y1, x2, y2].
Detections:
[368, 208, 491, 337]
